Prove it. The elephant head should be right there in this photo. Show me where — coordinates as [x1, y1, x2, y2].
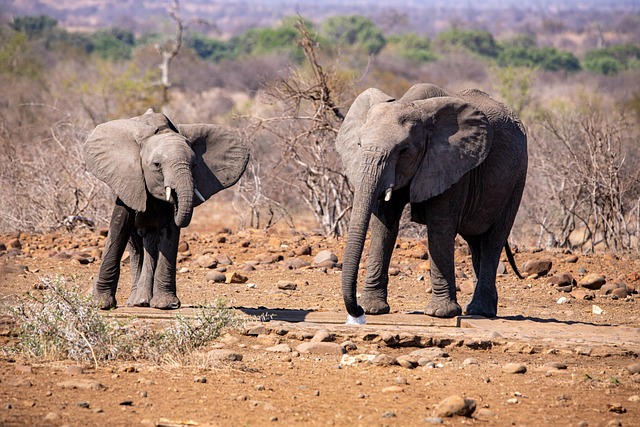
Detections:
[336, 85, 493, 319]
[84, 109, 249, 228]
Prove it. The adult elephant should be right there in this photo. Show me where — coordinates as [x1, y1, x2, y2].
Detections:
[84, 109, 249, 310]
[336, 83, 527, 322]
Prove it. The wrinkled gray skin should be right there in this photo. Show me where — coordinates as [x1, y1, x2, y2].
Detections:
[336, 84, 528, 319]
[85, 109, 249, 310]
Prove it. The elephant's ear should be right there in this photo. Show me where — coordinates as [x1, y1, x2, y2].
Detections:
[84, 118, 160, 212]
[409, 96, 492, 203]
[336, 88, 395, 184]
[399, 83, 449, 102]
[178, 124, 249, 207]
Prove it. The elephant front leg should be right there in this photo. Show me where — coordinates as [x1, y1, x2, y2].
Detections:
[424, 222, 462, 318]
[94, 199, 135, 310]
[150, 220, 181, 309]
[361, 195, 405, 315]
[126, 228, 157, 307]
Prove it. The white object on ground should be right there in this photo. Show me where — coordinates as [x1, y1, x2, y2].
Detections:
[592, 305, 604, 315]
[345, 313, 367, 325]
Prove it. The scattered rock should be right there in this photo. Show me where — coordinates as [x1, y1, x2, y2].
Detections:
[433, 395, 476, 418]
[296, 342, 345, 355]
[265, 344, 292, 353]
[283, 258, 310, 270]
[578, 274, 606, 290]
[294, 245, 312, 256]
[57, 379, 106, 390]
[313, 250, 338, 264]
[572, 289, 595, 300]
[396, 355, 419, 369]
[43, 412, 61, 421]
[340, 354, 376, 366]
[225, 272, 248, 284]
[382, 386, 404, 393]
[206, 349, 243, 362]
[177, 240, 189, 253]
[277, 281, 297, 291]
[371, 354, 398, 366]
[522, 258, 552, 277]
[548, 272, 576, 288]
[627, 363, 640, 375]
[195, 254, 218, 269]
[311, 330, 333, 342]
[205, 271, 226, 283]
[65, 365, 84, 375]
[502, 363, 527, 374]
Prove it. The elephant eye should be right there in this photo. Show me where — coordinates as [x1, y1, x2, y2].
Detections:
[153, 162, 161, 169]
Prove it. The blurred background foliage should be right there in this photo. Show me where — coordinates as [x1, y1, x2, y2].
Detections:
[0, 3, 639, 252]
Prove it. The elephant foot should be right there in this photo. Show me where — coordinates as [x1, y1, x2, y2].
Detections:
[464, 297, 497, 318]
[360, 288, 390, 315]
[94, 293, 117, 310]
[424, 298, 462, 318]
[150, 294, 181, 310]
[126, 290, 152, 307]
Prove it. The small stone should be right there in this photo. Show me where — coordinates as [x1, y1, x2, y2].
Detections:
[313, 250, 338, 264]
[395, 376, 408, 385]
[205, 271, 226, 283]
[276, 281, 297, 290]
[76, 401, 90, 408]
[463, 358, 479, 366]
[522, 258, 553, 277]
[433, 395, 476, 418]
[502, 363, 527, 374]
[296, 342, 345, 355]
[341, 341, 357, 351]
[206, 349, 243, 362]
[396, 355, 419, 369]
[225, 272, 248, 284]
[216, 253, 233, 265]
[65, 365, 84, 375]
[196, 254, 218, 269]
[44, 412, 61, 421]
[592, 305, 604, 315]
[381, 411, 396, 418]
[557, 296, 570, 304]
[381, 385, 404, 393]
[371, 354, 398, 366]
[265, 344, 292, 353]
[311, 330, 333, 342]
[627, 363, 640, 375]
[177, 240, 189, 253]
[283, 258, 310, 270]
[573, 289, 595, 300]
[548, 272, 575, 288]
[578, 274, 607, 290]
[294, 245, 312, 256]
[57, 379, 106, 390]
[194, 376, 207, 383]
[544, 361, 567, 370]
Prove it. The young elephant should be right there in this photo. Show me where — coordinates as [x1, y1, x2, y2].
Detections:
[84, 109, 249, 310]
[336, 84, 528, 322]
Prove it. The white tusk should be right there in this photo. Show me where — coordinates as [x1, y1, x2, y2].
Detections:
[384, 185, 394, 202]
[194, 187, 206, 203]
[165, 186, 172, 202]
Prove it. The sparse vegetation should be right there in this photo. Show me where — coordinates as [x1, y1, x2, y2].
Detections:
[4, 276, 244, 366]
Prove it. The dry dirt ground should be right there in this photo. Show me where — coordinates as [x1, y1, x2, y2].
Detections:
[1, 223, 639, 427]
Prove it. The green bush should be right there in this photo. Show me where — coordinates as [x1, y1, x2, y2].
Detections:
[386, 33, 437, 63]
[436, 28, 500, 58]
[584, 44, 640, 75]
[498, 46, 580, 72]
[322, 15, 386, 56]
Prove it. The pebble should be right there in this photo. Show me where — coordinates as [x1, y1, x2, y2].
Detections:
[296, 342, 345, 355]
[65, 365, 84, 375]
[313, 250, 338, 264]
[578, 274, 607, 290]
[522, 258, 553, 277]
[206, 349, 243, 362]
[544, 361, 567, 370]
[265, 344, 292, 353]
[502, 363, 527, 374]
[44, 412, 61, 421]
[341, 341, 357, 351]
[410, 348, 448, 359]
[627, 363, 640, 375]
[433, 395, 476, 418]
[424, 417, 444, 424]
[381, 385, 404, 393]
[283, 258, 310, 270]
[57, 379, 105, 390]
[340, 354, 376, 366]
[311, 330, 333, 342]
[195, 254, 218, 269]
[371, 354, 397, 366]
[225, 272, 248, 284]
[462, 358, 479, 366]
[276, 281, 297, 290]
[205, 271, 226, 283]
[396, 355, 419, 369]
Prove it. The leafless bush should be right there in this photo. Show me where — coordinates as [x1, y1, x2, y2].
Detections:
[0, 104, 112, 233]
[524, 96, 640, 253]
[248, 18, 354, 236]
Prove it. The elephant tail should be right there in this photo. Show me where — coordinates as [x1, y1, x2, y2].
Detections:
[505, 243, 524, 279]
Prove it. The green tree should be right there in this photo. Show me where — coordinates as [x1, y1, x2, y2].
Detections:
[0, 31, 42, 78]
[498, 46, 580, 72]
[386, 33, 436, 62]
[186, 33, 233, 62]
[230, 18, 305, 62]
[90, 29, 134, 60]
[10, 15, 57, 39]
[322, 15, 386, 56]
[436, 28, 500, 58]
[584, 44, 640, 75]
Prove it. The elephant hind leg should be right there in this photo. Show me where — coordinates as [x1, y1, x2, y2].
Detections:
[127, 228, 156, 307]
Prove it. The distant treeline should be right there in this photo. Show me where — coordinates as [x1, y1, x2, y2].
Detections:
[5, 14, 640, 76]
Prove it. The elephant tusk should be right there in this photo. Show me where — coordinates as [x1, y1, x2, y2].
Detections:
[384, 185, 394, 202]
[165, 186, 172, 202]
[194, 187, 206, 203]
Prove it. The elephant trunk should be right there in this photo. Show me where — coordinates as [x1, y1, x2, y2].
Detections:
[172, 167, 195, 228]
[342, 156, 387, 318]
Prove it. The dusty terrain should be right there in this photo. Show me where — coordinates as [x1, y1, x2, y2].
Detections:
[1, 222, 639, 427]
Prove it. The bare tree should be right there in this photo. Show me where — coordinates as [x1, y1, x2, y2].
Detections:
[526, 99, 640, 253]
[250, 18, 354, 236]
